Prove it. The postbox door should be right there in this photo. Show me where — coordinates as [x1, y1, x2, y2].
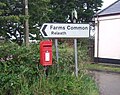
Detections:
[40, 41, 52, 66]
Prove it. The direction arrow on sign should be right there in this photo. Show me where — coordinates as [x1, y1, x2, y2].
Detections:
[40, 23, 90, 38]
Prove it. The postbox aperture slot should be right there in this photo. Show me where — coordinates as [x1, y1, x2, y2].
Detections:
[43, 45, 51, 47]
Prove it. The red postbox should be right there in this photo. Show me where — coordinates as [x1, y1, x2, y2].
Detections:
[40, 40, 52, 66]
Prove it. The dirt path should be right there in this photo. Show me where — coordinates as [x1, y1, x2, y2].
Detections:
[91, 71, 120, 95]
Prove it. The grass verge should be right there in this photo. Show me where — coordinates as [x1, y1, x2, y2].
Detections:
[85, 63, 120, 73]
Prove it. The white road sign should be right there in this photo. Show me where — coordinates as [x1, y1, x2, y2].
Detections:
[40, 23, 90, 38]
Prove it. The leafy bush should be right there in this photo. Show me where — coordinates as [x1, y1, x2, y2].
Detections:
[0, 42, 98, 95]
[0, 43, 40, 94]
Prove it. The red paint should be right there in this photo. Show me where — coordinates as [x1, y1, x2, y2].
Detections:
[40, 40, 52, 66]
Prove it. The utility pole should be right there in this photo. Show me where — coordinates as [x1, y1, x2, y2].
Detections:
[24, 0, 29, 46]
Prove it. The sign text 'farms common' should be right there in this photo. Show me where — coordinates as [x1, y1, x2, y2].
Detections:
[40, 23, 90, 38]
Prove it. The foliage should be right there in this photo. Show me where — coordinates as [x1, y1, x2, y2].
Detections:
[0, 0, 25, 45]
[28, 0, 51, 40]
[49, 0, 103, 23]
[0, 42, 99, 95]
[0, 42, 40, 95]
[0, 0, 51, 43]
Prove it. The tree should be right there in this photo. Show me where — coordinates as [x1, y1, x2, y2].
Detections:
[0, 1, 7, 38]
[0, 0, 25, 45]
[28, 0, 51, 40]
[0, 0, 51, 44]
[49, 0, 103, 23]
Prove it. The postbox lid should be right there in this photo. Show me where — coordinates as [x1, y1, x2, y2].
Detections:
[40, 40, 52, 46]
[40, 40, 52, 51]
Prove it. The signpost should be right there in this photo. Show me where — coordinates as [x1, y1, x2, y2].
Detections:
[40, 22, 89, 77]
[40, 23, 89, 38]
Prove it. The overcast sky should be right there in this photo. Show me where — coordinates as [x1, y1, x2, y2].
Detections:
[102, 0, 117, 9]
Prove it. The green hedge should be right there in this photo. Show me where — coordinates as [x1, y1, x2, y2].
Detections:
[0, 42, 98, 95]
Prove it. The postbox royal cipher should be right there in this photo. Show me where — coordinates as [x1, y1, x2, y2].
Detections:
[40, 40, 52, 66]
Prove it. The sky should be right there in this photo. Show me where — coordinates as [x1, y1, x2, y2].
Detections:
[102, 0, 117, 9]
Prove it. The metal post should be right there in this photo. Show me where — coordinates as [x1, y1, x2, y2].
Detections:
[74, 38, 78, 77]
[44, 66, 48, 77]
[55, 39, 59, 63]
[24, 0, 29, 46]
[55, 39, 59, 72]
[73, 20, 78, 77]
[72, 9, 78, 77]
[96, 11, 99, 63]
